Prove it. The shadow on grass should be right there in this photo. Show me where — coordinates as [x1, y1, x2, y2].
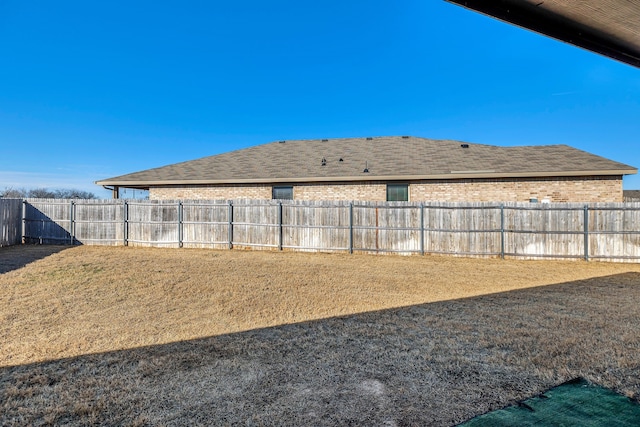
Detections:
[1, 272, 640, 426]
[0, 245, 71, 274]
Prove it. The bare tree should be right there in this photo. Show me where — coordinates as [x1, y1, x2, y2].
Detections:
[27, 188, 57, 198]
[1, 187, 97, 199]
[0, 187, 27, 198]
[53, 189, 97, 199]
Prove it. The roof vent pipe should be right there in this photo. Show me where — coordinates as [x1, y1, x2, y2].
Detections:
[363, 161, 369, 173]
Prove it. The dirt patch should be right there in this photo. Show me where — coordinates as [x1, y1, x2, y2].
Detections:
[1, 245, 640, 425]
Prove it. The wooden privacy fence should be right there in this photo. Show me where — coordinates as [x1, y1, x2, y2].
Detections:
[0, 199, 22, 247]
[16, 198, 640, 262]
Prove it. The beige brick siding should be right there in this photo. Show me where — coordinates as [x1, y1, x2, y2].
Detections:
[151, 184, 271, 200]
[293, 182, 387, 201]
[149, 176, 624, 203]
[410, 176, 623, 203]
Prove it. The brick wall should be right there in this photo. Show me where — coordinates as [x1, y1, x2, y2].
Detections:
[151, 184, 271, 200]
[149, 176, 624, 203]
[294, 182, 387, 201]
[411, 176, 623, 203]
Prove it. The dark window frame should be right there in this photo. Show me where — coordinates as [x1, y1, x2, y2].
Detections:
[386, 183, 409, 202]
[272, 186, 293, 200]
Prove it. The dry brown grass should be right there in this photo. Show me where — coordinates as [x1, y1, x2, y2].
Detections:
[1, 245, 640, 425]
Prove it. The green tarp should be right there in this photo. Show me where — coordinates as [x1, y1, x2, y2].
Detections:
[460, 378, 640, 426]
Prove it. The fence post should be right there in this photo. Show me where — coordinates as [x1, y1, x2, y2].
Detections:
[123, 200, 129, 247]
[178, 201, 183, 248]
[21, 200, 26, 244]
[349, 203, 353, 254]
[69, 200, 75, 245]
[228, 200, 233, 250]
[500, 204, 505, 260]
[420, 203, 425, 256]
[278, 201, 283, 251]
[584, 204, 589, 261]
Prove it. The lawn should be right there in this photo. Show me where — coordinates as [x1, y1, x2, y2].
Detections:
[1, 245, 640, 425]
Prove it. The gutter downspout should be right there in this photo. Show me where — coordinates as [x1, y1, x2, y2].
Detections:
[102, 186, 120, 199]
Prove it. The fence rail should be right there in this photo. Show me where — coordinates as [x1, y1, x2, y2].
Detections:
[4, 198, 640, 262]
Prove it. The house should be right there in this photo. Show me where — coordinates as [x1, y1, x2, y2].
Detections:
[96, 136, 637, 203]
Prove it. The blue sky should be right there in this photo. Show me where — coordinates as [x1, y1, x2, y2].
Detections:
[1, 0, 639, 198]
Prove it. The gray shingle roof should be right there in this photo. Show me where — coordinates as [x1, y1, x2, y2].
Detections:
[624, 190, 640, 200]
[96, 136, 637, 188]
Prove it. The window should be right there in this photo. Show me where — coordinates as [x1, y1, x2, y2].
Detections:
[387, 184, 408, 202]
[272, 186, 293, 200]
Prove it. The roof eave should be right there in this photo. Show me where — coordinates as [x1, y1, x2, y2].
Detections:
[444, 0, 640, 68]
[95, 168, 636, 188]
[445, 0, 640, 67]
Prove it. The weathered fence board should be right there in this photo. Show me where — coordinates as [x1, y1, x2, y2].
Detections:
[0, 199, 22, 246]
[231, 200, 280, 250]
[73, 199, 124, 245]
[589, 203, 640, 260]
[127, 200, 180, 247]
[14, 199, 640, 262]
[24, 199, 73, 244]
[281, 200, 351, 252]
[503, 203, 586, 260]
[181, 200, 230, 249]
[352, 202, 422, 254]
[423, 202, 502, 257]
